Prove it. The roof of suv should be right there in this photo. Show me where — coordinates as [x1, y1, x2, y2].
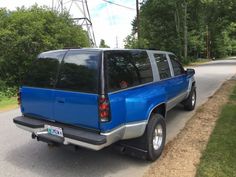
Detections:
[41, 48, 174, 55]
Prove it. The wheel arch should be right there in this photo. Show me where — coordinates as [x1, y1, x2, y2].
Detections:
[147, 103, 166, 123]
[192, 81, 196, 88]
[186, 76, 196, 98]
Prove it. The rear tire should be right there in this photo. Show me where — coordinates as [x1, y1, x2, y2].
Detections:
[113, 113, 166, 161]
[183, 87, 196, 111]
[145, 114, 166, 161]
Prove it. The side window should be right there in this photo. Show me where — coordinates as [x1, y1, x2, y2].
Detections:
[154, 53, 171, 80]
[56, 50, 100, 93]
[132, 51, 153, 84]
[23, 51, 65, 88]
[169, 55, 185, 76]
[105, 51, 153, 92]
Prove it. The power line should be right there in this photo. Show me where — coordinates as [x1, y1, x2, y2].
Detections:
[100, 0, 135, 10]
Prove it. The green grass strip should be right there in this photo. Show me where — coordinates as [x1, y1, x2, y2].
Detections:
[196, 85, 236, 177]
[0, 97, 18, 111]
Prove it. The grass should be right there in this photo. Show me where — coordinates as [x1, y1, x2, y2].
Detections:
[188, 59, 212, 66]
[196, 84, 236, 177]
[0, 97, 18, 112]
[183, 58, 212, 67]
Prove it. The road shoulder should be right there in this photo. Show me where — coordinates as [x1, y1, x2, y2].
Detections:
[144, 78, 236, 177]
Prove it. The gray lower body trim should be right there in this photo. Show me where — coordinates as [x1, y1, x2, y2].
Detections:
[166, 91, 188, 111]
[101, 121, 147, 140]
[186, 76, 196, 98]
[15, 121, 147, 151]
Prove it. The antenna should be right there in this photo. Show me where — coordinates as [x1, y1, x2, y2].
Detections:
[52, 0, 97, 47]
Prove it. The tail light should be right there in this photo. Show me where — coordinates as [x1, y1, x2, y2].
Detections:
[99, 95, 110, 122]
[17, 91, 21, 105]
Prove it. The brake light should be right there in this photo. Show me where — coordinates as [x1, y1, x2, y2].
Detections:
[99, 95, 110, 122]
[17, 91, 21, 105]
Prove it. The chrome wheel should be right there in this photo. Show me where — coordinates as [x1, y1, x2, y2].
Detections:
[152, 124, 163, 150]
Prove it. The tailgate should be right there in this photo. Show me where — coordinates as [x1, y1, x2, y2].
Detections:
[21, 87, 100, 129]
[53, 90, 100, 129]
[21, 87, 54, 121]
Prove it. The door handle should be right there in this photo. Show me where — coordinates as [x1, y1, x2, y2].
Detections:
[56, 98, 65, 104]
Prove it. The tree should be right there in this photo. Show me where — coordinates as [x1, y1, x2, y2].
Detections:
[204, 0, 236, 58]
[125, 0, 188, 57]
[123, 34, 149, 49]
[99, 39, 110, 48]
[0, 6, 90, 86]
[124, 0, 236, 61]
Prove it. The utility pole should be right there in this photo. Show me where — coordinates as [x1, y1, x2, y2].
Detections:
[136, 0, 140, 40]
[52, 0, 54, 10]
[206, 25, 210, 59]
[116, 36, 118, 48]
[184, 0, 188, 59]
[60, 0, 63, 13]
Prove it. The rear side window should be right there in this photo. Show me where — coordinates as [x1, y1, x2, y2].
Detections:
[105, 50, 153, 92]
[56, 50, 101, 93]
[23, 50, 65, 88]
[154, 53, 171, 80]
[169, 55, 185, 76]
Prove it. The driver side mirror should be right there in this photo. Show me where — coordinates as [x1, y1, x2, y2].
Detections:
[186, 68, 195, 76]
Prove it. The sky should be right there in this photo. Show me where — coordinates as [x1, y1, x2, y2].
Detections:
[0, 0, 136, 48]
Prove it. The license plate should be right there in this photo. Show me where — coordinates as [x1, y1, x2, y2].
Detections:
[47, 125, 63, 137]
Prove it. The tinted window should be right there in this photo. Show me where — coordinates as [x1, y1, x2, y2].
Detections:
[56, 50, 100, 93]
[169, 55, 185, 76]
[154, 54, 171, 80]
[23, 50, 65, 88]
[105, 50, 153, 92]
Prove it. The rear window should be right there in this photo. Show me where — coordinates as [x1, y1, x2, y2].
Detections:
[105, 50, 153, 92]
[56, 50, 101, 93]
[23, 50, 66, 88]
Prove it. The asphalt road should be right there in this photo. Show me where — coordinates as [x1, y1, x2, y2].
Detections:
[1, 59, 236, 177]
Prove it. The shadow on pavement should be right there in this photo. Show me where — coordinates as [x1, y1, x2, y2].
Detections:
[5, 140, 149, 177]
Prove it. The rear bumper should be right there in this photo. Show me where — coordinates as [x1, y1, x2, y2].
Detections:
[13, 116, 108, 150]
[13, 116, 147, 150]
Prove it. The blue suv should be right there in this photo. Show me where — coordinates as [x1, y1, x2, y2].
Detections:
[13, 49, 196, 161]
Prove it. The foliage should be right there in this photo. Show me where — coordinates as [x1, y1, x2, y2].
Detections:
[99, 39, 110, 48]
[124, 0, 236, 61]
[0, 6, 90, 87]
[0, 80, 17, 99]
[124, 35, 149, 49]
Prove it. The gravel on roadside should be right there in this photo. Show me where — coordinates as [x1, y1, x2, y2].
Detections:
[144, 79, 236, 177]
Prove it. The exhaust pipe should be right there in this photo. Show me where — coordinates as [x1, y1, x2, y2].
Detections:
[31, 133, 36, 139]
